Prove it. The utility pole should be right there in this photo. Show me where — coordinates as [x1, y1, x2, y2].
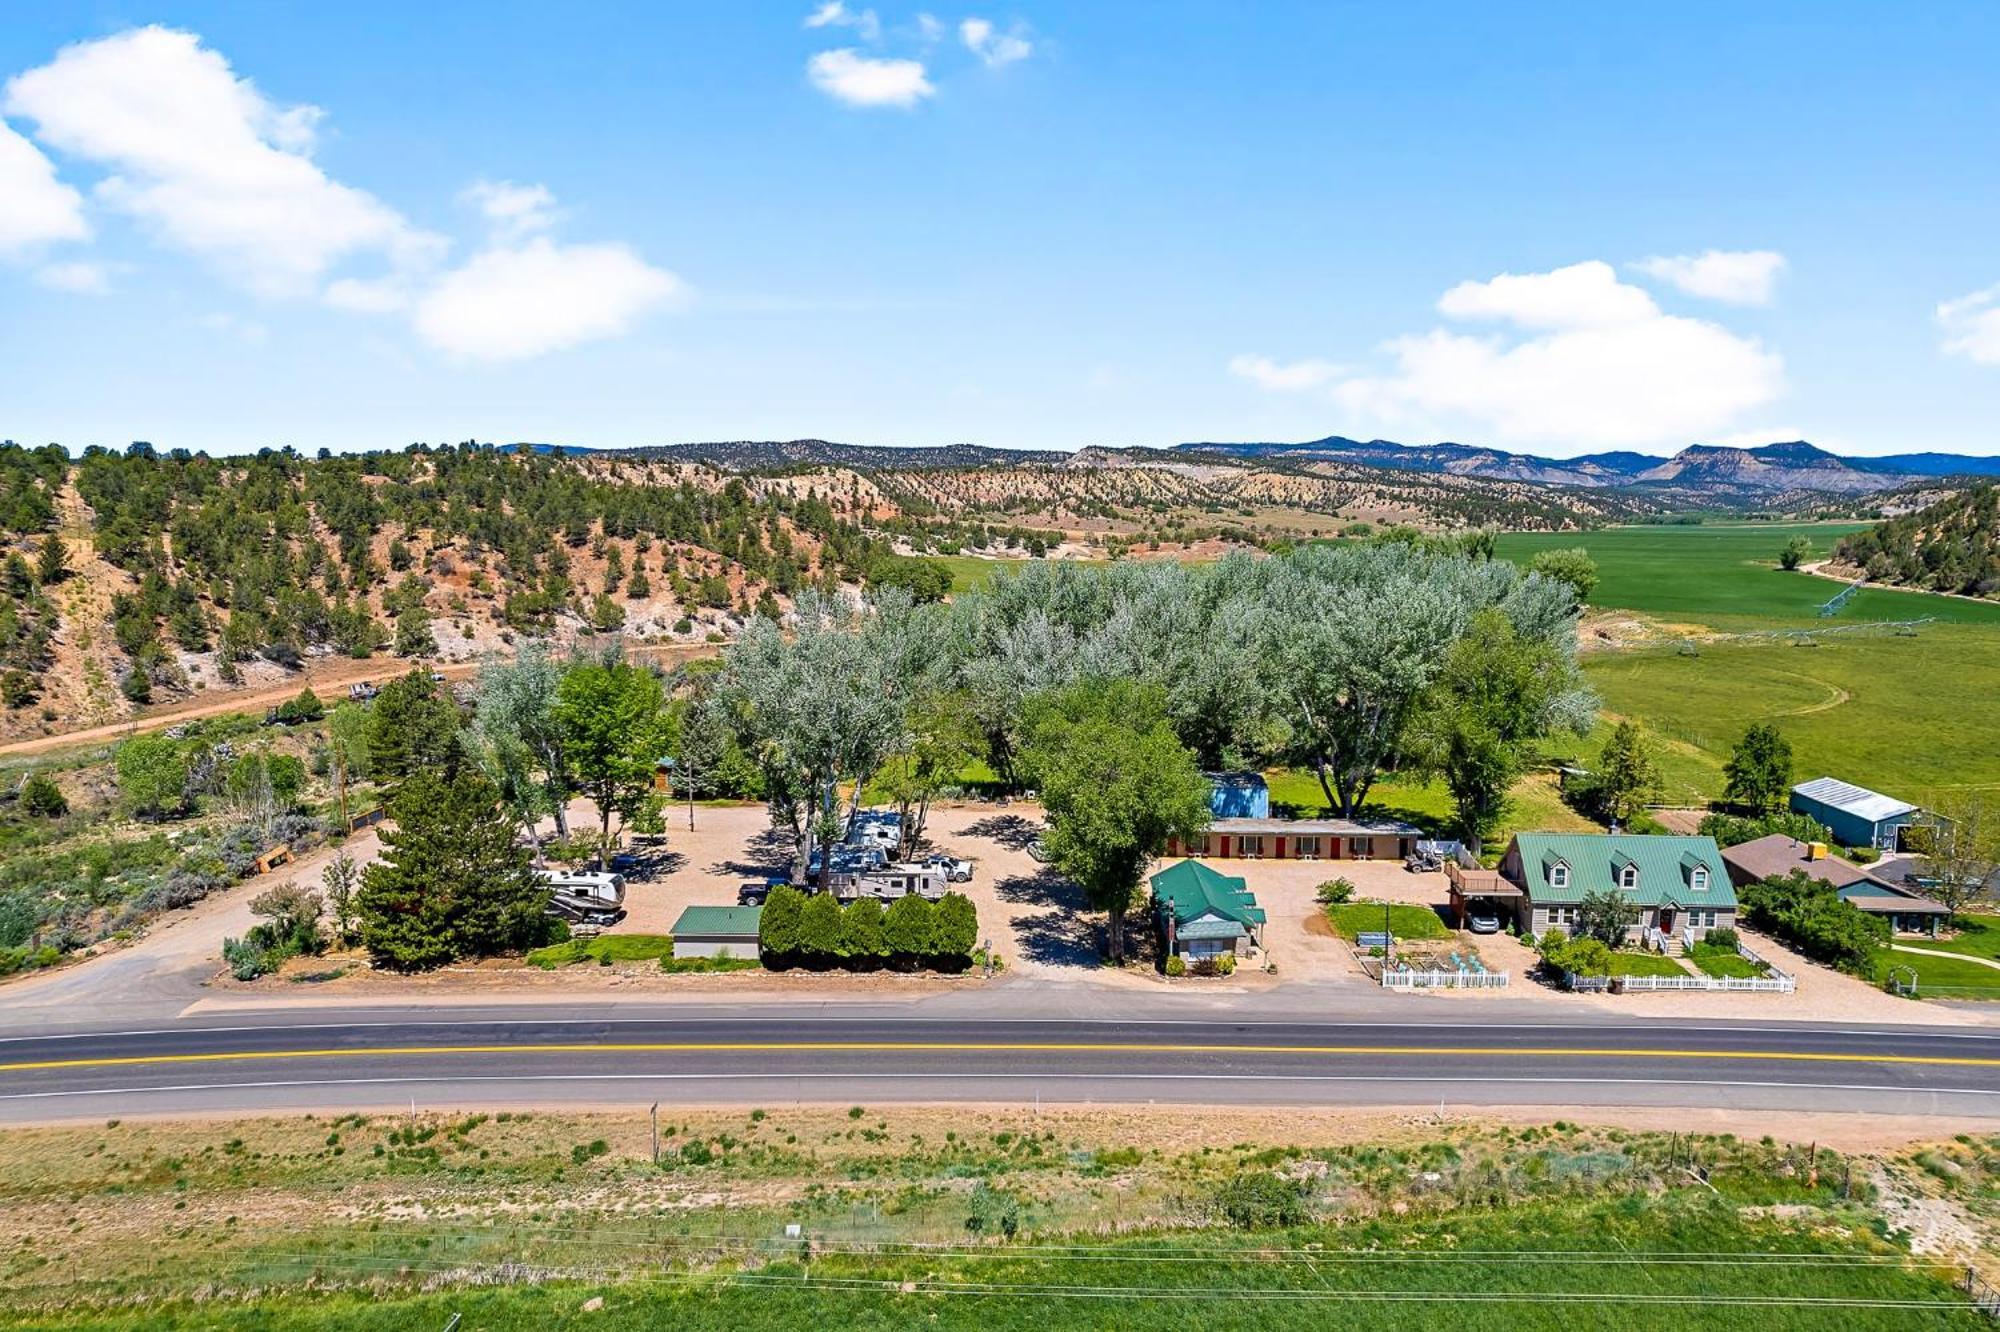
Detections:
[650, 1102, 660, 1164]
[1384, 899, 1393, 968]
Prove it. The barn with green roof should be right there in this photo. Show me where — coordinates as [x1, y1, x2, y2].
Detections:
[1149, 860, 1267, 961]
[1497, 832, 1736, 943]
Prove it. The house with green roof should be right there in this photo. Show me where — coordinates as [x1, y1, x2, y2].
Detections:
[1497, 833, 1736, 942]
[1149, 859, 1267, 961]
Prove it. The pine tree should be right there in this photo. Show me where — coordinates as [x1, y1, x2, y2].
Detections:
[35, 533, 68, 586]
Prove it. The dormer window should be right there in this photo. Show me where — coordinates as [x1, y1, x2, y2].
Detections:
[1690, 867, 1709, 892]
[1549, 862, 1569, 889]
[1617, 864, 1639, 890]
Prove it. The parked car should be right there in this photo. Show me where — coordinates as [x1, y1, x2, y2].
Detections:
[1466, 911, 1502, 935]
[921, 854, 974, 883]
[736, 879, 785, 905]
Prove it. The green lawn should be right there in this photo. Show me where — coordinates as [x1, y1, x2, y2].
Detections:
[1496, 522, 2000, 629]
[527, 934, 676, 968]
[1606, 950, 1691, 978]
[1689, 942, 1766, 979]
[1880, 944, 2000, 1000]
[1933, 913, 2000, 960]
[1323, 901, 1451, 942]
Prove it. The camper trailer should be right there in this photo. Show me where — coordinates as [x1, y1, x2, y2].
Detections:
[538, 869, 626, 925]
[824, 861, 948, 903]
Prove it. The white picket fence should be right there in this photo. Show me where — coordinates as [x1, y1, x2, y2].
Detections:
[1617, 972, 1796, 993]
[1382, 968, 1510, 989]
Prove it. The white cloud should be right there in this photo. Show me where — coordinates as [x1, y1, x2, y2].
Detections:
[1250, 260, 1784, 450]
[1228, 354, 1345, 391]
[1437, 260, 1657, 330]
[917, 13, 945, 42]
[4, 25, 440, 297]
[961, 17, 1033, 67]
[1938, 284, 2000, 366]
[412, 237, 688, 363]
[0, 117, 88, 253]
[323, 274, 414, 313]
[807, 48, 934, 108]
[804, 3, 882, 41]
[1632, 249, 1787, 305]
[35, 259, 112, 293]
[462, 179, 559, 240]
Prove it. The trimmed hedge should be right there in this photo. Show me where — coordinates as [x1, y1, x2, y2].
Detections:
[1739, 869, 1888, 972]
[759, 884, 978, 971]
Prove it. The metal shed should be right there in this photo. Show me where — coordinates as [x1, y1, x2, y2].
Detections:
[670, 905, 762, 959]
[1789, 777, 1920, 852]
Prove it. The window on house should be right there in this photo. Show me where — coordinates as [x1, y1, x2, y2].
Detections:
[1348, 837, 1371, 858]
[1690, 867, 1709, 891]
[1549, 863, 1569, 889]
[1618, 865, 1639, 890]
[1239, 836, 1263, 858]
[1294, 837, 1320, 859]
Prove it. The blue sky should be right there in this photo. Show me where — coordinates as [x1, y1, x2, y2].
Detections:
[2, 2, 1998, 459]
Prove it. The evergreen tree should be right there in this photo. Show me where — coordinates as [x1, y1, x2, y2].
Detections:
[884, 893, 932, 963]
[366, 670, 463, 783]
[356, 770, 549, 971]
[35, 533, 69, 586]
[759, 883, 805, 959]
[1589, 720, 1662, 827]
[840, 894, 886, 961]
[931, 891, 978, 961]
[797, 891, 843, 960]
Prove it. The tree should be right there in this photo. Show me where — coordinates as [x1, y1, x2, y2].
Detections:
[268, 753, 307, 809]
[1779, 536, 1812, 571]
[1406, 610, 1593, 852]
[876, 690, 981, 857]
[1587, 720, 1661, 827]
[356, 770, 550, 971]
[797, 891, 844, 961]
[19, 773, 67, 818]
[471, 643, 575, 840]
[321, 850, 361, 946]
[555, 660, 671, 862]
[884, 893, 933, 964]
[326, 701, 371, 827]
[366, 670, 462, 784]
[1906, 793, 2000, 920]
[35, 532, 69, 586]
[1028, 681, 1212, 962]
[1722, 723, 1793, 814]
[116, 734, 189, 820]
[758, 883, 805, 960]
[275, 687, 324, 724]
[840, 894, 886, 962]
[1528, 548, 1599, 610]
[1575, 888, 1640, 948]
[932, 891, 978, 960]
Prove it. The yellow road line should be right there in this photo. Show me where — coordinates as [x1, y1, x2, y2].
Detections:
[1, 1041, 1997, 1075]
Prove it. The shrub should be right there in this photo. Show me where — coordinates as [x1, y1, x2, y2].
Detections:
[884, 893, 932, 963]
[1739, 869, 1887, 972]
[840, 895, 886, 963]
[1212, 1172, 1309, 1229]
[1704, 925, 1741, 952]
[18, 774, 67, 819]
[1165, 954, 1186, 977]
[931, 891, 978, 961]
[1314, 878, 1355, 905]
[1216, 952, 1237, 976]
[796, 892, 844, 961]
[758, 884, 805, 960]
[1698, 810, 1832, 849]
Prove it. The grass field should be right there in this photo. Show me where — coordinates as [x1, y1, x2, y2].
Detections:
[1605, 950, 1691, 978]
[7, 1108, 1992, 1332]
[1496, 522, 2000, 629]
[1585, 623, 2000, 801]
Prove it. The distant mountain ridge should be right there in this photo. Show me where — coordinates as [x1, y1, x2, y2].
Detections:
[1172, 436, 2000, 493]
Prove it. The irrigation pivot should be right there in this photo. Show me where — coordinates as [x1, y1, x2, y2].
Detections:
[1818, 576, 1866, 617]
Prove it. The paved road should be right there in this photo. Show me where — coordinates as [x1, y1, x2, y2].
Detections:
[4, 1008, 1998, 1121]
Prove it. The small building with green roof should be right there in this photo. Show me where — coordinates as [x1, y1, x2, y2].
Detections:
[1497, 832, 1736, 942]
[670, 904, 763, 959]
[1149, 859, 1267, 960]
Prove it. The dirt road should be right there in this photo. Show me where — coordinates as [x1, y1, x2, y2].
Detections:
[0, 641, 721, 758]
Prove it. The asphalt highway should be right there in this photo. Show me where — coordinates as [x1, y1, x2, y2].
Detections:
[3, 1010, 1999, 1121]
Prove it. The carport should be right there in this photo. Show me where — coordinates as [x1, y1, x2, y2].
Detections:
[1446, 862, 1523, 931]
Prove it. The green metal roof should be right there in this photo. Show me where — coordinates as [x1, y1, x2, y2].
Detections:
[670, 905, 763, 937]
[1149, 860, 1267, 930]
[1505, 833, 1736, 909]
